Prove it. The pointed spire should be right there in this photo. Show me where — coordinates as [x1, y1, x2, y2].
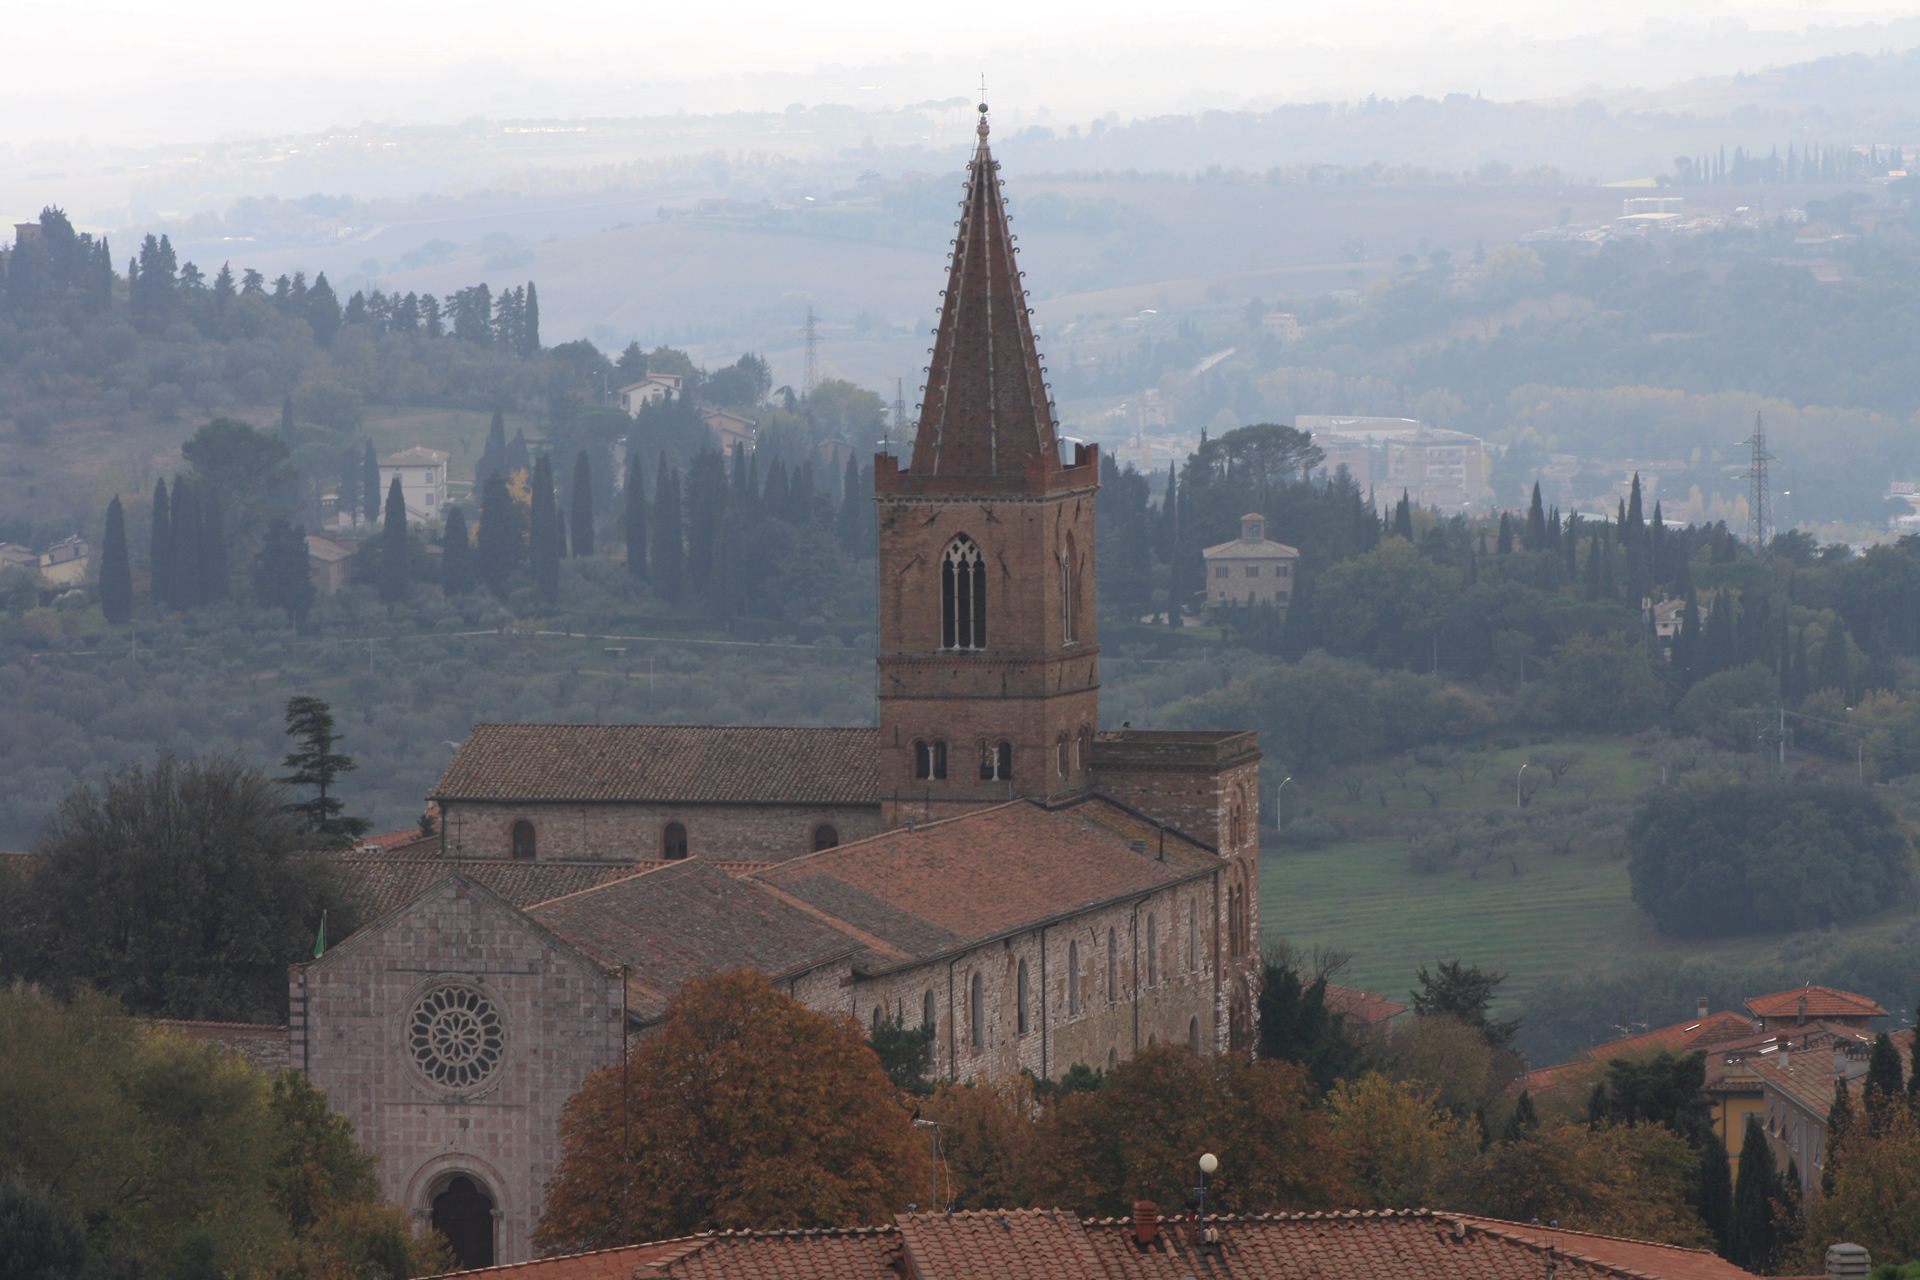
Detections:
[909, 100, 1058, 479]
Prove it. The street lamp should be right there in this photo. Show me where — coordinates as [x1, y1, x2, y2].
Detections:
[1515, 763, 1529, 810]
[1274, 776, 1293, 827]
[1195, 1153, 1220, 1246]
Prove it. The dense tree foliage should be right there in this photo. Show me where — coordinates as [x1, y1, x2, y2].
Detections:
[1626, 780, 1911, 936]
[536, 971, 917, 1251]
[0, 753, 350, 1020]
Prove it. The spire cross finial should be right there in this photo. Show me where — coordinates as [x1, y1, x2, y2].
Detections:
[977, 75, 990, 141]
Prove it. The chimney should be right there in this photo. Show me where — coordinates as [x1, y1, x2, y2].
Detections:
[1697, 996, 1709, 1020]
[1826, 1243, 1870, 1280]
[1797, 993, 1808, 1026]
[1133, 1201, 1159, 1247]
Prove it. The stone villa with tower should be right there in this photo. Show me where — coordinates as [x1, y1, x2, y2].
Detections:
[294, 104, 1266, 1269]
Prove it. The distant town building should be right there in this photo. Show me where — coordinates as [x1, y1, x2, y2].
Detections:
[1260, 312, 1301, 342]
[615, 373, 683, 415]
[698, 408, 756, 457]
[1203, 513, 1299, 610]
[37, 535, 89, 587]
[1297, 416, 1491, 513]
[306, 535, 355, 595]
[0, 543, 38, 573]
[379, 447, 450, 524]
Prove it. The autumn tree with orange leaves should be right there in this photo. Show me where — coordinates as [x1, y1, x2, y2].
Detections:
[534, 971, 918, 1253]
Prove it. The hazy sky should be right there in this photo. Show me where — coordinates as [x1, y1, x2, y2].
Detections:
[6, 0, 1920, 148]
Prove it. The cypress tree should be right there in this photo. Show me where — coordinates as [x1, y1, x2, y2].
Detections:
[149, 479, 172, 608]
[1392, 491, 1413, 540]
[1501, 1090, 1539, 1142]
[1701, 591, 1736, 677]
[478, 408, 507, 483]
[99, 495, 132, 623]
[1727, 1114, 1780, 1271]
[171, 482, 202, 610]
[475, 472, 517, 595]
[1674, 586, 1703, 688]
[442, 506, 474, 596]
[252, 519, 315, 621]
[1815, 624, 1851, 696]
[1525, 482, 1546, 550]
[361, 440, 381, 525]
[570, 451, 595, 557]
[530, 454, 559, 605]
[553, 492, 569, 561]
[1583, 531, 1604, 600]
[836, 451, 863, 553]
[1697, 1135, 1733, 1256]
[200, 488, 228, 602]
[624, 454, 648, 579]
[652, 455, 683, 604]
[1864, 1031, 1904, 1132]
[379, 476, 409, 604]
[1496, 512, 1513, 555]
[1547, 506, 1563, 559]
[1823, 1075, 1853, 1195]
[521, 281, 540, 355]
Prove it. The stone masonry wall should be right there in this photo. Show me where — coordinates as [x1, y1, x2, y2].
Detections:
[292, 880, 622, 1265]
[438, 800, 884, 863]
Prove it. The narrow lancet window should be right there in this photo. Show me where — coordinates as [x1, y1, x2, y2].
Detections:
[942, 536, 986, 650]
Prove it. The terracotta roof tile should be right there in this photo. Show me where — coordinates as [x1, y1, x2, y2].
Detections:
[1745, 985, 1888, 1021]
[331, 858, 649, 921]
[749, 798, 1217, 968]
[429, 724, 879, 805]
[447, 1209, 1763, 1280]
[1516, 1011, 1758, 1096]
[1324, 983, 1408, 1026]
[525, 860, 874, 1021]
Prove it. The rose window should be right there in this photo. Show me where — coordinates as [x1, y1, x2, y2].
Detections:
[408, 986, 504, 1089]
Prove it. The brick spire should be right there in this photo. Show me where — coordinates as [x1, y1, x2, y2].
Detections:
[909, 103, 1059, 478]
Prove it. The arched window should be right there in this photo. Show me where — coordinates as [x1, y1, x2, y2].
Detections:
[1107, 928, 1117, 1002]
[914, 739, 930, 780]
[1108, 1046, 1118, 1071]
[1227, 886, 1240, 957]
[923, 989, 938, 1068]
[978, 738, 1014, 782]
[812, 824, 839, 851]
[1188, 898, 1198, 971]
[1146, 915, 1158, 986]
[871, 1005, 882, 1032]
[1230, 783, 1248, 846]
[1060, 537, 1075, 643]
[1189, 1017, 1201, 1054]
[941, 535, 986, 651]
[662, 822, 688, 860]
[970, 971, 984, 1049]
[1017, 959, 1030, 1035]
[1056, 733, 1069, 780]
[1068, 940, 1080, 1015]
[510, 820, 536, 860]
[431, 1175, 496, 1270]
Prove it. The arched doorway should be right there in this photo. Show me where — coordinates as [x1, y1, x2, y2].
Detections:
[431, 1175, 495, 1270]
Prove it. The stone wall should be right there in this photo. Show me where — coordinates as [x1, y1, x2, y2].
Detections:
[293, 878, 621, 1266]
[437, 800, 885, 863]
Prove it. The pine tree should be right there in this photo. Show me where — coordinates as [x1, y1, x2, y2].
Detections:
[1727, 1114, 1781, 1271]
[1525, 482, 1547, 550]
[149, 478, 172, 608]
[200, 488, 228, 602]
[476, 473, 517, 596]
[570, 451, 595, 557]
[478, 409, 507, 483]
[278, 695, 369, 844]
[99, 495, 132, 623]
[379, 477, 409, 604]
[442, 506, 474, 595]
[530, 455, 560, 605]
[361, 440, 381, 525]
[624, 454, 648, 579]
[653, 455, 684, 605]
[171, 483, 202, 610]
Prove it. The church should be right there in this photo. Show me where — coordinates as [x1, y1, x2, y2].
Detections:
[292, 102, 1265, 1270]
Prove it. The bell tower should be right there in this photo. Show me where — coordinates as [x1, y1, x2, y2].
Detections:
[874, 100, 1100, 827]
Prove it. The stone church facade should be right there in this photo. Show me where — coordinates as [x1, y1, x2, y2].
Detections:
[296, 105, 1265, 1269]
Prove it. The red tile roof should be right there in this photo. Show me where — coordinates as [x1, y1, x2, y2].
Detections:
[444, 1209, 1762, 1280]
[332, 858, 652, 921]
[525, 860, 876, 1022]
[1515, 1011, 1757, 1097]
[748, 798, 1217, 970]
[1324, 983, 1408, 1027]
[1745, 985, 1888, 1021]
[429, 724, 880, 806]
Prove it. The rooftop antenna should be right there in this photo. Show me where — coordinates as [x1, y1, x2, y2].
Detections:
[1742, 411, 1774, 557]
[803, 307, 820, 400]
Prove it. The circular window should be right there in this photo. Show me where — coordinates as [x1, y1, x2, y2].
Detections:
[407, 986, 504, 1090]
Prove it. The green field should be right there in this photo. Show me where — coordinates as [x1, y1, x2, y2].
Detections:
[1256, 735, 1916, 1009]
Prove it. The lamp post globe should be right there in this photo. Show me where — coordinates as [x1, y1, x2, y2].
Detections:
[1199, 1153, 1219, 1175]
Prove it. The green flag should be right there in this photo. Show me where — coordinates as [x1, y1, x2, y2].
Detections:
[313, 910, 327, 958]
